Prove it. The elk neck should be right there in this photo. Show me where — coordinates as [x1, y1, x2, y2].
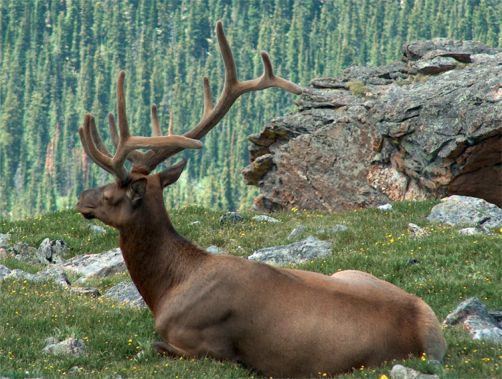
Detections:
[117, 195, 208, 314]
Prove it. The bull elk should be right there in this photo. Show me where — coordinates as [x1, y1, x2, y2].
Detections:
[76, 22, 446, 378]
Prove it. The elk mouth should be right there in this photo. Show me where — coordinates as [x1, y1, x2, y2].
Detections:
[81, 211, 96, 220]
[76, 203, 96, 219]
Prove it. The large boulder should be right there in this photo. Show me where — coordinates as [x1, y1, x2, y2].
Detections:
[427, 195, 502, 228]
[244, 39, 501, 212]
[61, 248, 126, 280]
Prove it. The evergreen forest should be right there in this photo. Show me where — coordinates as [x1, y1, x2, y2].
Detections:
[0, 0, 500, 219]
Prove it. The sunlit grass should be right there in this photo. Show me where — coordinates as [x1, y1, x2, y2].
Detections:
[1, 201, 501, 378]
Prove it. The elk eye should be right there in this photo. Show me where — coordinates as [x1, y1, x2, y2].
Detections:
[103, 193, 112, 202]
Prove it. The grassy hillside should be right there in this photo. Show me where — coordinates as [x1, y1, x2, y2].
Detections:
[1, 201, 501, 378]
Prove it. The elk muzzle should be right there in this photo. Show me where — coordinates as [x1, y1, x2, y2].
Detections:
[76, 188, 101, 219]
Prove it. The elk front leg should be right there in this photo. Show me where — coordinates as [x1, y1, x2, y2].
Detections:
[153, 340, 192, 358]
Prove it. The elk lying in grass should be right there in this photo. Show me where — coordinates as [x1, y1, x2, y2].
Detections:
[76, 21, 446, 378]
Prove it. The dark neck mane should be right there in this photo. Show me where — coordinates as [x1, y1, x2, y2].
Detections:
[118, 204, 207, 314]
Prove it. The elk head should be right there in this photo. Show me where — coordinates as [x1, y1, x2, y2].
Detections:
[76, 22, 301, 229]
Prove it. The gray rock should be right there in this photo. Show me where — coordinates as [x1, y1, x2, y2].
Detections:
[88, 224, 106, 234]
[252, 215, 281, 223]
[104, 281, 146, 307]
[248, 236, 332, 266]
[318, 224, 348, 234]
[37, 238, 67, 264]
[408, 223, 430, 239]
[0, 233, 11, 248]
[37, 267, 71, 287]
[206, 245, 224, 255]
[287, 225, 306, 240]
[378, 203, 393, 211]
[7, 269, 38, 281]
[0, 264, 12, 280]
[390, 364, 438, 379]
[444, 297, 502, 344]
[70, 287, 101, 297]
[413, 56, 458, 75]
[427, 196, 502, 228]
[458, 227, 484, 236]
[219, 212, 244, 224]
[62, 248, 125, 280]
[10, 242, 39, 264]
[189, 220, 201, 226]
[43, 337, 85, 357]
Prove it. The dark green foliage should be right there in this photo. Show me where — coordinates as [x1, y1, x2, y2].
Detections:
[0, 0, 501, 219]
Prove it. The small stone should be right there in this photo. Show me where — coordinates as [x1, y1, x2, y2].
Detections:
[0, 264, 11, 280]
[189, 221, 201, 226]
[219, 212, 244, 224]
[0, 247, 8, 259]
[70, 287, 101, 297]
[252, 215, 281, 223]
[89, 224, 106, 234]
[43, 337, 85, 357]
[408, 223, 430, 238]
[206, 245, 224, 255]
[288, 225, 306, 240]
[458, 227, 483, 236]
[377, 203, 393, 211]
[406, 258, 420, 265]
[390, 364, 438, 379]
[318, 224, 348, 234]
[0, 233, 11, 248]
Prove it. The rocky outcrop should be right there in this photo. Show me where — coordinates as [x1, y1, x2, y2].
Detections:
[243, 39, 501, 212]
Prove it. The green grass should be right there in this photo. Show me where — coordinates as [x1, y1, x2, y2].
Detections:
[1, 201, 501, 378]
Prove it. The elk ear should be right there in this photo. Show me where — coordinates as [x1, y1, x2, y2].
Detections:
[159, 160, 187, 188]
[128, 178, 147, 204]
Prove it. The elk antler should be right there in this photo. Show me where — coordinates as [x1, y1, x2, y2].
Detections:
[79, 72, 203, 182]
[126, 21, 302, 174]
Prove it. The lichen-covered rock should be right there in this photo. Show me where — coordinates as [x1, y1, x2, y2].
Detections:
[251, 215, 281, 223]
[427, 195, 502, 228]
[219, 212, 244, 224]
[0, 233, 11, 248]
[244, 39, 501, 212]
[62, 248, 126, 280]
[104, 281, 146, 307]
[444, 297, 502, 344]
[390, 364, 438, 379]
[248, 236, 331, 266]
[37, 238, 67, 264]
[42, 337, 86, 357]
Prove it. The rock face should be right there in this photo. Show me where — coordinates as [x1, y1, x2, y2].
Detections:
[243, 39, 501, 212]
[248, 236, 331, 266]
[427, 195, 502, 228]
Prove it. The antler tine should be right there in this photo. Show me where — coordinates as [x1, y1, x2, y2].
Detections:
[80, 114, 128, 180]
[151, 105, 161, 136]
[126, 21, 302, 172]
[216, 21, 238, 90]
[203, 77, 213, 118]
[80, 71, 203, 179]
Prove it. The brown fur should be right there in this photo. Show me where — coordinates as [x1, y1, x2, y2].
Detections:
[77, 172, 447, 378]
